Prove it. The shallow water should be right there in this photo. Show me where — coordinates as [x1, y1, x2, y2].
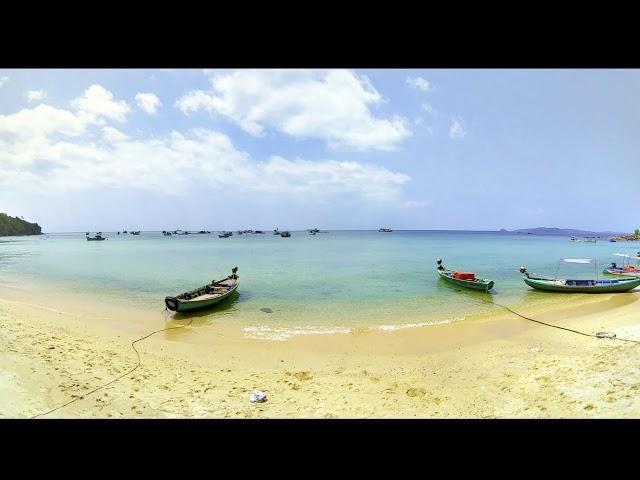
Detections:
[1, 231, 638, 338]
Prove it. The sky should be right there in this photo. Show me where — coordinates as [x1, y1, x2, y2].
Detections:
[1, 69, 639, 233]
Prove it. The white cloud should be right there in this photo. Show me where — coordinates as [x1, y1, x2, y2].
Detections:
[407, 76, 431, 92]
[0, 102, 410, 202]
[449, 118, 467, 139]
[421, 103, 437, 116]
[0, 76, 8, 88]
[102, 126, 129, 143]
[0, 104, 91, 142]
[414, 117, 424, 125]
[71, 84, 130, 123]
[26, 90, 46, 102]
[176, 69, 411, 151]
[135, 92, 161, 115]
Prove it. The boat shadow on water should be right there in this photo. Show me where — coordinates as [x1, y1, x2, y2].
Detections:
[436, 277, 497, 304]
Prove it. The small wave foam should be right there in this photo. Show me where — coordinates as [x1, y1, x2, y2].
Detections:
[244, 318, 459, 340]
[374, 318, 454, 331]
[243, 325, 352, 341]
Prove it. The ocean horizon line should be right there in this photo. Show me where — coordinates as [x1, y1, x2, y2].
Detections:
[34, 227, 628, 236]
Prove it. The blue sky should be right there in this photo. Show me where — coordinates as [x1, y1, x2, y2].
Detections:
[1, 69, 639, 232]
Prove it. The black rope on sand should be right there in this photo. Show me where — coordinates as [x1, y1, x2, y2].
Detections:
[476, 296, 640, 345]
[30, 312, 193, 419]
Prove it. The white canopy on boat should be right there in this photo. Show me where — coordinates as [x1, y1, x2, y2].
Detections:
[612, 253, 640, 259]
[561, 258, 592, 264]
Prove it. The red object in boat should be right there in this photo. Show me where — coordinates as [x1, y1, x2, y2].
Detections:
[454, 271, 476, 280]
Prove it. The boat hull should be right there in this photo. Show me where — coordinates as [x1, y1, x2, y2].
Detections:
[167, 290, 236, 312]
[438, 269, 494, 292]
[523, 276, 640, 293]
[165, 275, 239, 312]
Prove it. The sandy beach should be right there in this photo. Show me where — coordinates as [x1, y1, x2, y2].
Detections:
[2, 284, 640, 419]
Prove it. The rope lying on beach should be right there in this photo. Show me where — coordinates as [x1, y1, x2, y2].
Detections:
[30, 313, 193, 419]
[478, 297, 640, 345]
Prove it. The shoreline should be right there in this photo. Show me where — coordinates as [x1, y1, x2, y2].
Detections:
[2, 283, 640, 418]
[0, 273, 626, 341]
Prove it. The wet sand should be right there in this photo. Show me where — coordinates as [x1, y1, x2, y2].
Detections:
[1, 287, 640, 418]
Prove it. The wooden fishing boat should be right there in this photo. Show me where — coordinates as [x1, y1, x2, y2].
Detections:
[436, 259, 494, 292]
[379, 227, 393, 232]
[280, 231, 291, 237]
[165, 267, 239, 312]
[520, 260, 640, 293]
[603, 253, 640, 277]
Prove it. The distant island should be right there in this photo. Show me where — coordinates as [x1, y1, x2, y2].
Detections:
[0, 213, 42, 237]
[500, 227, 627, 237]
[610, 229, 640, 242]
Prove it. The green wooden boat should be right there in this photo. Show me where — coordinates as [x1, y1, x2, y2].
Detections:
[436, 259, 494, 292]
[165, 267, 239, 312]
[519, 263, 640, 293]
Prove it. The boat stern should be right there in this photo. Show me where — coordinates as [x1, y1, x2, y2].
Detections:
[165, 296, 180, 311]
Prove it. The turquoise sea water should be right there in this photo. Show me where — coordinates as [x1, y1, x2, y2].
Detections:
[2, 231, 639, 338]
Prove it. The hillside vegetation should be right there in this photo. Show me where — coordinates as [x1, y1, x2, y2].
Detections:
[0, 213, 42, 236]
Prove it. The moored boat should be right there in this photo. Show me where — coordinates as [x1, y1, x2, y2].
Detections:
[436, 259, 494, 292]
[520, 259, 640, 293]
[280, 231, 291, 237]
[165, 267, 239, 312]
[86, 232, 106, 241]
[603, 253, 640, 277]
[379, 227, 393, 232]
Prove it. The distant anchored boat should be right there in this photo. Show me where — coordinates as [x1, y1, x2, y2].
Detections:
[520, 259, 640, 293]
[436, 259, 494, 292]
[86, 232, 106, 241]
[165, 267, 239, 312]
[280, 231, 291, 237]
[379, 228, 393, 232]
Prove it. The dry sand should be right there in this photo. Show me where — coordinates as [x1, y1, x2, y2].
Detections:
[1, 288, 640, 419]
